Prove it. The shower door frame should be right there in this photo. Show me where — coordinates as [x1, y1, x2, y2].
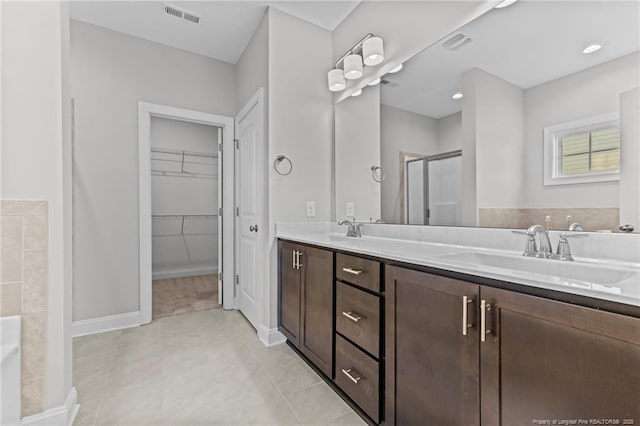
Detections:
[405, 149, 462, 225]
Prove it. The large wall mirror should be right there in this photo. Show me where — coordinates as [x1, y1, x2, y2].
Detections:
[334, 0, 640, 232]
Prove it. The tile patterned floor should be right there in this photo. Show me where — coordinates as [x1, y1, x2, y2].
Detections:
[152, 275, 221, 320]
[73, 309, 366, 426]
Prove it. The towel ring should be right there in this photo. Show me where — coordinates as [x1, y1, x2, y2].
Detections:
[371, 165, 385, 183]
[274, 155, 293, 176]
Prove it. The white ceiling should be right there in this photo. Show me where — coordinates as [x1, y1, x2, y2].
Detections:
[381, 1, 640, 119]
[70, 1, 360, 64]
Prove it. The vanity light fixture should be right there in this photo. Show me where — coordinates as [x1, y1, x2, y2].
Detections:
[582, 44, 602, 54]
[494, 0, 517, 8]
[351, 89, 363, 97]
[363, 36, 384, 66]
[368, 78, 381, 86]
[328, 69, 346, 92]
[326, 33, 384, 92]
[452, 92, 464, 100]
[388, 63, 403, 73]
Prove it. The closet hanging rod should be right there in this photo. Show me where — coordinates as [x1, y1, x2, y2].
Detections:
[151, 171, 217, 180]
[151, 147, 218, 159]
[152, 214, 218, 218]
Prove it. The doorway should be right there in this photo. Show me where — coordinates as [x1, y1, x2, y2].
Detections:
[150, 117, 220, 319]
[138, 102, 234, 325]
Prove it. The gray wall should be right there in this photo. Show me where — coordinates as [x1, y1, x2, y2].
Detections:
[70, 21, 236, 321]
[522, 53, 639, 209]
[380, 104, 438, 223]
[1, 1, 73, 411]
[336, 87, 382, 222]
[267, 8, 334, 329]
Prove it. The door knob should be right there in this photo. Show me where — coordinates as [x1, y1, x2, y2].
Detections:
[249, 225, 258, 232]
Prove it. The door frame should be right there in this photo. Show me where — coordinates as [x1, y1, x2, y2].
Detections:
[138, 101, 235, 325]
[234, 88, 266, 331]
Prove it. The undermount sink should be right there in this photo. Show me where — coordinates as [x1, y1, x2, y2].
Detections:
[437, 252, 637, 288]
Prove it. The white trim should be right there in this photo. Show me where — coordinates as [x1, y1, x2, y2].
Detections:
[258, 325, 286, 347]
[72, 312, 140, 338]
[138, 102, 235, 325]
[21, 387, 78, 426]
[152, 267, 218, 280]
[543, 112, 620, 186]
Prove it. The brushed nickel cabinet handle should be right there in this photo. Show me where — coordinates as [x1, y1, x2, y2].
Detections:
[296, 251, 303, 269]
[480, 299, 492, 342]
[292, 250, 297, 269]
[462, 296, 473, 336]
[342, 311, 363, 322]
[342, 267, 363, 275]
[341, 368, 362, 384]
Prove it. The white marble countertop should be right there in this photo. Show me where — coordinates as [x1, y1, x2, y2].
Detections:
[276, 223, 640, 308]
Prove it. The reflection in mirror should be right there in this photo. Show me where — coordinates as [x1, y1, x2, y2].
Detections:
[334, 0, 640, 232]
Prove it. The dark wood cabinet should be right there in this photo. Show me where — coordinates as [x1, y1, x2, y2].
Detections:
[480, 286, 640, 425]
[385, 266, 480, 426]
[278, 241, 334, 377]
[386, 265, 640, 426]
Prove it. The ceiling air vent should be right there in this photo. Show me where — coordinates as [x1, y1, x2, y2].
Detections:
[442, 33, 472, 51]
[381, 79, 399, 87]
[163, 3, 201, 24]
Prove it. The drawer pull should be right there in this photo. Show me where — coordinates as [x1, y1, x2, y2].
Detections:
[341, 368, 362, 384]
[342, 311, 363, 322]
[342, 267, 363, 275]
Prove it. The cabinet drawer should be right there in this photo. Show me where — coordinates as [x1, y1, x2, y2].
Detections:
[335, 334, 380, 423]
[336, 253, 380, 292]
[336, 282, 380, 358]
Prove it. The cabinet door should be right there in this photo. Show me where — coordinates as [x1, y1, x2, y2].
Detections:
[300, 246, 334, 377]
[386, 266, 480, 426]
[480, 286, 640, 425]
[278, 241, 301, 347]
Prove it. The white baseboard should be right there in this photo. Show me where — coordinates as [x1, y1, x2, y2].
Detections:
[152, 266, 218, 280]
[258, 325, 286, 347]
[72, 311, 141, 337]
[21, 387, 78, 426]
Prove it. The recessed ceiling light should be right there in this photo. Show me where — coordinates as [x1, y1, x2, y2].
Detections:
[582, 44, 602, 54]
[452, 92, 463, 100]
[389, 64, 403, 73]
[351, 89, 362, 97]
[368, 78, 381, 86]
[495, 0, 517, 8]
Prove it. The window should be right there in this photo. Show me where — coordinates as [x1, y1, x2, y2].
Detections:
[544, 113, 620, 186]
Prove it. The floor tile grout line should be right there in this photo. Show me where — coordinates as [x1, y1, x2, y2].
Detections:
[252, 343, 306, 426]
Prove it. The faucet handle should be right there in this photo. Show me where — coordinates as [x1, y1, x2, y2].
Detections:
[556, 233, 587, 261]
[559, 232, 588, 240]
[512, 230, 537, 256]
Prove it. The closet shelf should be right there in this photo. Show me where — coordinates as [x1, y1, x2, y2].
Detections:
[151, 147, 217, 180]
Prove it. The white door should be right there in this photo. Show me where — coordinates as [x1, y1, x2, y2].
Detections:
[235, 92, 264, 330]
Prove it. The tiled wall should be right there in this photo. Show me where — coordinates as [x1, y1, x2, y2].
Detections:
[479, 208, 620, 232]
[0, 200, 48, 417]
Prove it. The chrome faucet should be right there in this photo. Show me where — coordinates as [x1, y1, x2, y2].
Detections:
[526, 224, 553, 258]
[569, 223, 585, 231]
[513, 225, 588, 261]
[338, 220, 363, 237]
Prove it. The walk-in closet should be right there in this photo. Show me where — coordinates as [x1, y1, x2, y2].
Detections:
[150, 117, 221, 319]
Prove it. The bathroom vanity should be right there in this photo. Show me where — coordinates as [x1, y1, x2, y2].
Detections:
[277, 226, 640, 425]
